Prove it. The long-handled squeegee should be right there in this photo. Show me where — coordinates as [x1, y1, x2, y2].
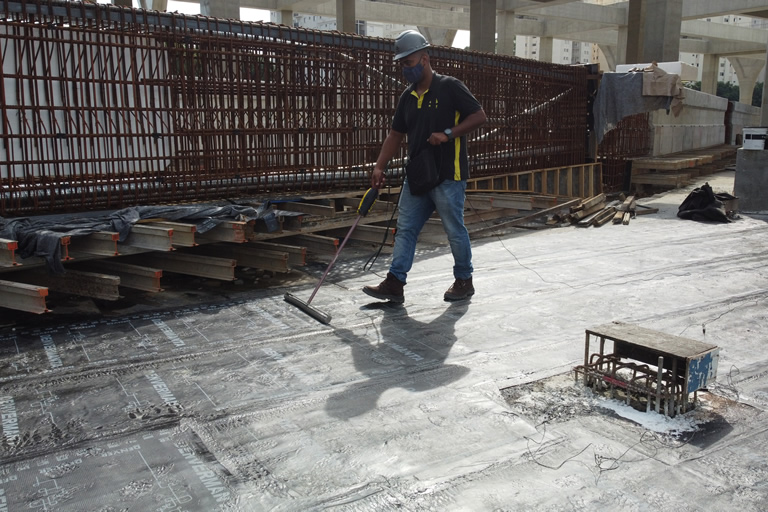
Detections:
[284, 187, 379, 324]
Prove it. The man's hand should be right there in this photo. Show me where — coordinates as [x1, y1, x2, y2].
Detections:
[428, 132, 450, 145]
[371, 167, 386, 189]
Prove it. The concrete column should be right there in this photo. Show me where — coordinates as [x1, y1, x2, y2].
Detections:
[625, 0, 645, 65]
[469, 0, 496, 54]
[419, 27, 458, 48]
[113, 0, 131, 7]
[138, 0, 167, 11]
[538, 37, 553, 64]
[701, 54, 718, 95]
[336, 0, 356, 33]
[280, 10, 293, 26]
[201, 0, 240, 19]
[496, 11, 515, 57]
[615, 26, 628, 67]
[598, 45, 617, 72]
[730, 56, 764, 106]
[762, 41, 768, 126]
[643, 0, 682, 62]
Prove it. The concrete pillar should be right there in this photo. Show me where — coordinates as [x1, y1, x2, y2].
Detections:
[598, 45, 617, 72]
[469, 0, 495, 54]
[615, 26, 628, 67]
[280, 10, 293, 26]
[419, 27, 458, 48]
[625, 0, 645, 65]
[201, 0, 239, 19]
[730, 56, 764, 106]
[538, 37, 553, 64]
[643, 0, 682, 62]
[336, 0, 356, 33]
[701, 54, 719, 95]
[496, 11, 515, 57]
[138, 0, 167, 11]
[762, 41, 768, 126]
[113, 0, 131, 7]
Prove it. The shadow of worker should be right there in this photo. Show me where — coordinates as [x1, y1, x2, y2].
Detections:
[325, 301, 470, 420]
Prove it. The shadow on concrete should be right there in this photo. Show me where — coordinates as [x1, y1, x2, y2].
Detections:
[325, 300, 470, 419]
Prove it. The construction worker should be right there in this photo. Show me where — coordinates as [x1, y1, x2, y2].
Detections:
[363, 30, 487, 303]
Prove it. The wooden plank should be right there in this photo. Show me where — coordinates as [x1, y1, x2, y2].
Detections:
[0, 279, 48, 313]
[469, 198, 582, 237]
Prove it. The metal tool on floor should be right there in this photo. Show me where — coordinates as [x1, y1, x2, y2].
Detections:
[284, 187, 379, 324]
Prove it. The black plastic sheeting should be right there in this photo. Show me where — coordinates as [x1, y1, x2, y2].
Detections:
[677, 182, 735, 223]
[0, 203, 279, 274]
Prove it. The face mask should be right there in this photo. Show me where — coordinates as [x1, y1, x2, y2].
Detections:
[402, 61, 424, 83]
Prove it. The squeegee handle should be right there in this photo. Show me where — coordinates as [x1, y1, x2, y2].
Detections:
[357, 187, 378, 217]
[306, 214, 362, 304]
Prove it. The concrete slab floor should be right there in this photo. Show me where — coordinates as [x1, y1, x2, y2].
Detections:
[0, 170, 767, 511]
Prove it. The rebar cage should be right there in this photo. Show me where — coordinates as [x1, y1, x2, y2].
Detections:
[0, 0, 588, 215]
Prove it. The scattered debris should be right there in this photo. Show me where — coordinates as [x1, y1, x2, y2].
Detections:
[548, 193, 658, 227]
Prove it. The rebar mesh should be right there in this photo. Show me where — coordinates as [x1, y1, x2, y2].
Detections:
[597, 113, 653, 192]
[0, 0, 588, 215]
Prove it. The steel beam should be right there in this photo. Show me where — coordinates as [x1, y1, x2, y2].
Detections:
[149, 222, 198, 247]
[249, 241, 307, 267]
[0, 239, 19, 268]
[121, 226, 175, 252]
[191, 245, 291, 274]
[0, 279, 48, 313]
[131, 253, 236, 281]
[14, 269, 121, 301]
[84, 261, 164, 292]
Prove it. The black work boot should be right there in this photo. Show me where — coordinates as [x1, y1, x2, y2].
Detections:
[444, 277, 474, 301]
[363, 272, 405, 303]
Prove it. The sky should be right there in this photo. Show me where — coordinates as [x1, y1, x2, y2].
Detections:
[106, 1, 470, 49]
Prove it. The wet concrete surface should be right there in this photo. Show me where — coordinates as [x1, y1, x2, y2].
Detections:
[1, 171, 767, 511]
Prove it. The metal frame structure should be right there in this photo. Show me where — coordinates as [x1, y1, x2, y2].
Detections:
[0, 0, 589, 215]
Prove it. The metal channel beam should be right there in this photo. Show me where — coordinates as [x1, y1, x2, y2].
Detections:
[321, 225, 395, 245]
[0, 239, 19, 268]
[149, 222, 197, 247]
[191, 245, 291, 274]
[69, 232, 119, 257]
[122, 225, 174, 252]
[14, 269, 121, 301]
[84, 261, 164, 292]
[0, 279, 48, 313]
[196, 222, 249, 243]
[132, 253, 236, 281]
[277, 202, 337, 218]
[249, 241, 307, 267]
[278, 234, 339, 254]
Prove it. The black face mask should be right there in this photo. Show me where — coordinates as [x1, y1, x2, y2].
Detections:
[402, 61, 424, 83]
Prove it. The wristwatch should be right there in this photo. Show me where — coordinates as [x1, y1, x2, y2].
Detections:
[444, 128, 454, 140]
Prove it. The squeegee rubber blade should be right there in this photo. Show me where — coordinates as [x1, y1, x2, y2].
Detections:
[284, 293, 332, 324]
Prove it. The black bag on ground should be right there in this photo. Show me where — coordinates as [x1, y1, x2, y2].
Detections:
[677, 182, 732, 223]
[405, 146, 441, 195]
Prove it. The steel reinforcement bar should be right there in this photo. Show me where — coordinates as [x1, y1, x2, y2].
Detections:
[0, 0, 588, 215]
